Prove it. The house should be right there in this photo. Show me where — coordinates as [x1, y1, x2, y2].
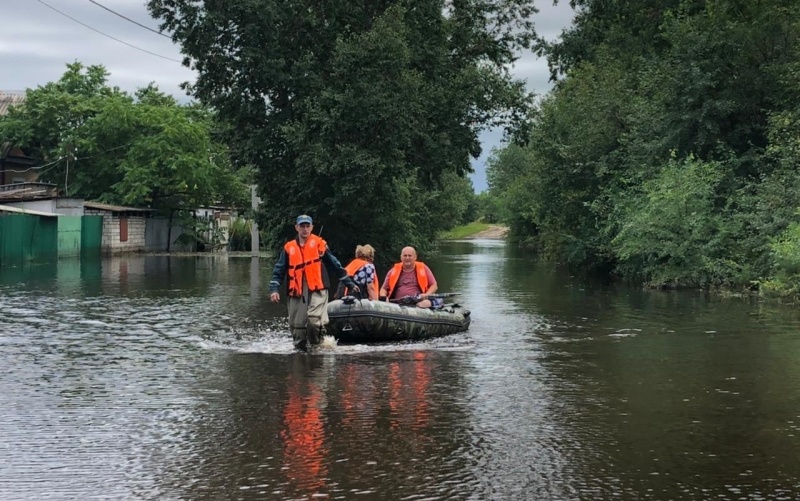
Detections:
[1, 92, 229, 256]
[0, 91, 25, 116]
[0, 197, 201, 258]
[0, 92, 61, 200]
[194, 205, 235, 251]
[0, 197, 104, 260]
[1, 91, 38, 188]
[0, 144, 38, 186]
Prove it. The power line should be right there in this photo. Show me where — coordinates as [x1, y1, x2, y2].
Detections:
[4, 143, 132, 174]
[34, 0, 182, 63]
[87, 0, 171, 39]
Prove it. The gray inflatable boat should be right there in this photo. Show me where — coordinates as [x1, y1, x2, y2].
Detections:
[327, 296, 471, 343]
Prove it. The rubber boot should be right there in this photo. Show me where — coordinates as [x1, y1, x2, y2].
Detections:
[292, 327, 308, 352]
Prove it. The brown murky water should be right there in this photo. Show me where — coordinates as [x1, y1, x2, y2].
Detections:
[2, 240, 800, 500]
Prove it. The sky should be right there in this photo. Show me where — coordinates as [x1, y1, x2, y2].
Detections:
[1, 0, 574, 192]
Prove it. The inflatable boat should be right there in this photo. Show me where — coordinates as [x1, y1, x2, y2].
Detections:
[327, 296, 471, 343]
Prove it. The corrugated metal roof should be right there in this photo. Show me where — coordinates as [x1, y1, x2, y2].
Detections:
[0, 183, 59, 201]
[0, 204, 61, 217]
[0, 91, 26, 116]
[84, 201, 153, 213]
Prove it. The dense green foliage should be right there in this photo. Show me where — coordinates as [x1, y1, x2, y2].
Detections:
[487, 0, 800, 296]
[148, 0, 538, 257]
[0, 63, 249, 215]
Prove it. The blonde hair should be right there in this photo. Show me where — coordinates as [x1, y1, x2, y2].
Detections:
[355, 244, 375, 261]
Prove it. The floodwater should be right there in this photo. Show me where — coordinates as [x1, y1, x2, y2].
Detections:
[2, 240, 800, 500]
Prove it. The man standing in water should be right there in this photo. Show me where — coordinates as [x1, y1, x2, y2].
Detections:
[379, 246, 439, 308]
[270, 215, 359, 351]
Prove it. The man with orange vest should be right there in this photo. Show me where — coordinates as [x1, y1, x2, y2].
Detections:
[379, 246, 439, 308]
[270, 214, 359, 351]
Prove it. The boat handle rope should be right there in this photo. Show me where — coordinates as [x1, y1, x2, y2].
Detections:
[340, 294, 363, 331]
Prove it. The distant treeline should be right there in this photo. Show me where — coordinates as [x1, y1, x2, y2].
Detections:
[485, 0, 800, 299]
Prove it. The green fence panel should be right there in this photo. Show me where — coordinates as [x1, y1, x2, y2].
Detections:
[58, 216, 83, 258]
[81, 215, 103, 258]
[0, 214, 58, 265]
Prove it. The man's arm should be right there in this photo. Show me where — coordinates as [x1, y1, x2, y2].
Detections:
[379, 270, 392, 300]
[269, 249, 288, 296]
[322, 250, 358, 290]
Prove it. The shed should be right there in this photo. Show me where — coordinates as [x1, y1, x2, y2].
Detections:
[83, 201, 153, 255]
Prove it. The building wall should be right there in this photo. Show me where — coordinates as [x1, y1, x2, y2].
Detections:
[55, 198, 85, 216]
[84, 209, 147, 254]
[3, 198, 88, 216]
[4, 199, 56, 213]
[4, 168, 38, 184]
[145, 217, 193, 252]
[2, 146, 37, 184]
[194, 207, 232, 250]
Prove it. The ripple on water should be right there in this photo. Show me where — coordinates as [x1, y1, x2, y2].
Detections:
[3, 250, 800, 499]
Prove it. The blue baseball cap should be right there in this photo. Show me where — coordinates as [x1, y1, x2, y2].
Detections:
[296, 214, 313, 225]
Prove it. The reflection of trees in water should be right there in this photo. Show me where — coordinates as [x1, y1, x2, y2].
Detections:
[153, 350, 473, 500]
[425, 242, 475, 294]
[488, 245, 800, 497]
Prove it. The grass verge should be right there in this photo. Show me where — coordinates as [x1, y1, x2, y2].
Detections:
[440, 222, 491, 239]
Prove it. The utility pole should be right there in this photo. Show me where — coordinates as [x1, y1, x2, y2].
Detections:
[250, 185, 260, 257]
[65, 144, 70, 197]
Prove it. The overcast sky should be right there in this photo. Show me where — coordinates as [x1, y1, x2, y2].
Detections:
[1, 0, 574, 192]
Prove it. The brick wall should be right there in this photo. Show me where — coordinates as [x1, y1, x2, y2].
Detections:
[84, 209, 147, 254]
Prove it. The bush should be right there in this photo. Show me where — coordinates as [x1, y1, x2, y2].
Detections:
[611, 156, 741, 287]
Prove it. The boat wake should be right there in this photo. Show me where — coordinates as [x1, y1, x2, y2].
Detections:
[199, 329, 474, 355]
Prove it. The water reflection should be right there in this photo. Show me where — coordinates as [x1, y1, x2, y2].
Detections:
[4, 245, 800, 499]
[281, 356, 329, 494]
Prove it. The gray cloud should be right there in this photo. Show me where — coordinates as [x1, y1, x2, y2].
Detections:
[470, 1, 575, 192]
[1, 0, 573, 191]
[2, 0, 192, 95]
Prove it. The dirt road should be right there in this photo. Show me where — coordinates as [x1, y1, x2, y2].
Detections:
[464, 225, 509, 239]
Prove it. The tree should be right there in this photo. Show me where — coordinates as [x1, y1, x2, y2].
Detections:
[148, 0, 538, 254]
[0, 62, 249, 216]
[483, 0, 800, 292]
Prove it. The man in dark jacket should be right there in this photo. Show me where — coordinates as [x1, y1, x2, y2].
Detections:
[269, 214, 359, 351]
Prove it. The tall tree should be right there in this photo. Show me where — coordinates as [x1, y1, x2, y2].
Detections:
[148, 0, 538, 254]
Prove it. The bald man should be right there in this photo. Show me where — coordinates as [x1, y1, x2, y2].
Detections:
[379, 246, 439, 308]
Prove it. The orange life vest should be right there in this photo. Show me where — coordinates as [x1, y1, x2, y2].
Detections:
[285, 234, 327, 297]
[344, 258, 380, 298]
[385, 261, 429, 299]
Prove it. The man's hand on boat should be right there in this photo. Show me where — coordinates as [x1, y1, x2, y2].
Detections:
[390, 295, 423, 305]
[341, 294, 424, 305]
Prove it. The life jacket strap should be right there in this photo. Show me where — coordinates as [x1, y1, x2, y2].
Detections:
[288, 257, 321, 270]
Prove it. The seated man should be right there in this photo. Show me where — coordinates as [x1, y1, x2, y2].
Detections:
[379, 246, 440, 308]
